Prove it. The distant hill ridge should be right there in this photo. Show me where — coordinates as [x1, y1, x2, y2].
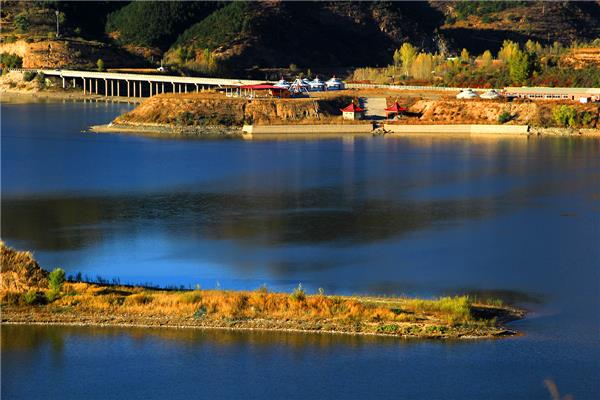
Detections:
[2, 1, 599, 71]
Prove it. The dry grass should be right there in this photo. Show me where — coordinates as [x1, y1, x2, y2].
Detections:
[38, 282, 507, 331]
[1, 242, 522, 338]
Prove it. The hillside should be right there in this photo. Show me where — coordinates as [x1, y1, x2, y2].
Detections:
[165, 1, 600, 71]
[1, 1, 599, 73]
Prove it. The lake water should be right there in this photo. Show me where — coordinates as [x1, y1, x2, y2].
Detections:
[1, 101, 599, 399]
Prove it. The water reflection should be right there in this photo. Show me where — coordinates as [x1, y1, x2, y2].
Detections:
[0, 324, 472, 354]
[1, 188, 500, 251]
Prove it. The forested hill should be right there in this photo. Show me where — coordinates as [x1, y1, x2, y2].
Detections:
[2, 0, 599, 72]
[107, 0, 600, 69]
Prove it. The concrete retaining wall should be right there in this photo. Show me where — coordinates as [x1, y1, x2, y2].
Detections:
[383, 124, 529, 135]
[242, 124, 374, 134]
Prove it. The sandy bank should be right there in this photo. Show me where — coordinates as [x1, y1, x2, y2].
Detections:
[89, 122, 241, 139]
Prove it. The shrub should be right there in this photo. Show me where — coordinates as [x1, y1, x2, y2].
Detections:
[256, 284, 269, 294]
[97, 58, 105, 71]
[14, 13, 30, 33]
[498, 111, 511, 123]
[176, 111, 195, 126]
[46, 289, 60, 302]
[180, 290, 202, 304]
[552, 105, 577, 127]
[125, 292, 154, 305]
[290, 283, 306, 302]
[5, 35, 17, 43]
[36, 72, 46, 88]
[47, 32, 55, 40]
[24, 290, 46, 305]
[49, 268, 66, 292]
[580, 111, 595, 128]
[23, 71, 36, 82]
[2, 292, 23, 305]
[376, 324, 399, 334]
[0, 53, 23, 68]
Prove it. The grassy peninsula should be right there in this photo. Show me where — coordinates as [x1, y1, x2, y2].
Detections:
[1, 242, 524, 339]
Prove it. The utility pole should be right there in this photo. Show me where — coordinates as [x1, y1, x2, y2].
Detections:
[55, 10, 60, 38]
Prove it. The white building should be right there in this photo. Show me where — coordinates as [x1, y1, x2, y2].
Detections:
[274, 77, 291, 89]
[289, 78, 310, 95]
[456, 89, 479, 99]
[326, 76, 345, 90]
[309, 76, 326, 91]
[480, 89, 502, 100]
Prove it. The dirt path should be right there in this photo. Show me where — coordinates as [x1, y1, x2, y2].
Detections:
[360, 97, 387, 120]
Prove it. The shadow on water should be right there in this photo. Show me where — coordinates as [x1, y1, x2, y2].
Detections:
[1, 187, 500, 252]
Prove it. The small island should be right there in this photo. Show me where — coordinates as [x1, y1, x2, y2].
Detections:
[1, 242, 524, 339]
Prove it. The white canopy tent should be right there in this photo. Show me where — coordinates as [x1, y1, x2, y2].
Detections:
[290, 78, 310, 95]
[309, 76, 326, 91]
[326, 76, 345, 90]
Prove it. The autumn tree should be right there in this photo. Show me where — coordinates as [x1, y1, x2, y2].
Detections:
[398, 43, 417, 76]
[498, 40, 520, 62]
[480, 50, 493, 68]
[411, 52, 434, 80]
[460, 48, 470, 63]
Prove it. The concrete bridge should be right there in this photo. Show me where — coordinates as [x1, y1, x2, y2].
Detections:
[12, 68, 269, 98]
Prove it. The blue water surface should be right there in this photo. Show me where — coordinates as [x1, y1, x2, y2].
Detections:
[1, 101, 599, 399]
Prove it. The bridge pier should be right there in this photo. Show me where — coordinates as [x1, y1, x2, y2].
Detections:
[195, 84, 199, 93]
[94, 79, 98, 95]
[133, 81, 136, 97]
[72, 78, 76, 88]
[139, 81, 142, 97]
[62, 77, 65, 89]
[126, 80, 130, 97]
[149, 81, 152, 97]
[82, 78, 86, 94]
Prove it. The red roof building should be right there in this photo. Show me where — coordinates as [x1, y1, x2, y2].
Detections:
[340, 103, 364, 113]
[340, 102, 365, 120]
[384, 101, 407, 119]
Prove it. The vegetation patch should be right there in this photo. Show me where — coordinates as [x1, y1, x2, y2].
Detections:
[1, 243, 524, 339]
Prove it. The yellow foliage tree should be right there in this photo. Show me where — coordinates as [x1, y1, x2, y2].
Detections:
[411, 52, 434, 80]
[398, 43, 417, 76]
[480, 50, 493, 68]
[498, 40, 520, 62]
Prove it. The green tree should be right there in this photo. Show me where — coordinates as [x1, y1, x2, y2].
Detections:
[398, 42, 417, 76]
[508, 50, 533, 84]
[552, 105, 577, 128]
[14, 13, 30, 33]
[49, 268, 66, 293]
